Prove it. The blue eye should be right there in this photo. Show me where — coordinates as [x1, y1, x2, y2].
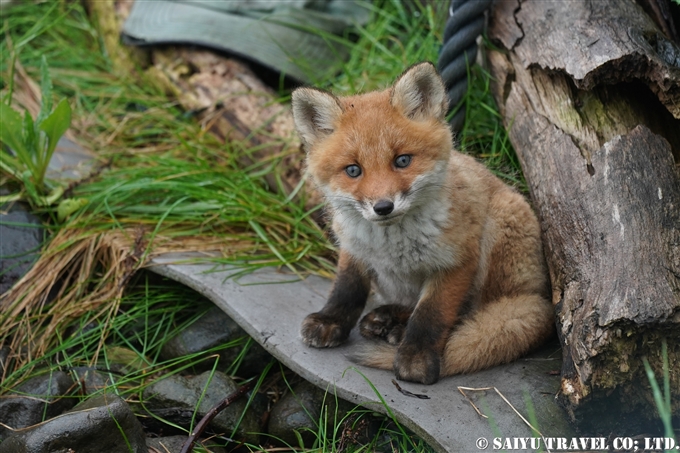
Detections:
[395, 154, 412, 168]
[345, 164, 362, 178]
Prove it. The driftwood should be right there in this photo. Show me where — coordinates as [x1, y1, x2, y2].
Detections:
[488, 0, 680, 423]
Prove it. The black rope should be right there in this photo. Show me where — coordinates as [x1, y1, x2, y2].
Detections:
[437, 0, 493, 131]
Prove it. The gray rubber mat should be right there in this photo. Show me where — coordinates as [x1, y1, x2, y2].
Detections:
[122, 0, 368, 83]
[150, 252, 574, 452]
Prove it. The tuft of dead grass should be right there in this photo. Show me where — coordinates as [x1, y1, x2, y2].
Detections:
[0, 226, 238, 381]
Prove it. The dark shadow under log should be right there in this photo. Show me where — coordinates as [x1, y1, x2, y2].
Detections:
[488, 0, 680, 426]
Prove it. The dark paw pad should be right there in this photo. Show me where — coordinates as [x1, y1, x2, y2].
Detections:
[359, 305, 411, 344]
[301, 312, 350, 348]
[394, 345, 440, 385]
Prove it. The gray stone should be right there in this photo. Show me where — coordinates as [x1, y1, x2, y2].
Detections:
[151, 254, 576, 453]
[268, 380, 352, 446]
[0, 201, 43, 296]
[46, 136, 95, 182]
[147, 435, 227, 453]
[143, 371, 261, 443]
[1, 137, 94, 296]
[0, 394, 146, 453]
[160, 306, 272, 377]
[0, 371, 75, 438]
[147, 435, 188, 453]
[70, 367, 117, 395]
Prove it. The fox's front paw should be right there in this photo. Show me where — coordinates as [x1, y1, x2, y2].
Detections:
[301, 312, 351, 348]
[394, 344, 440, 385]
[359, 304, 411, 345]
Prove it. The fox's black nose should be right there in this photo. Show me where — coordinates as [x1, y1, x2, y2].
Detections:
[373, 200, 394, 216]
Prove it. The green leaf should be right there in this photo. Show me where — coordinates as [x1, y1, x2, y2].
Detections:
[57, 197, 87, 221]
[22, 109, 37, 162]
[45, 185, 64, 206]
[21, 170, 42, 205]
[2, 53, 17, 107]
[0, 192, 23, 204]
[0, 151, 24, 179]
[38, 98, 71, 179]
[37, 55, 53, 124]
[0, 103, 31, 168]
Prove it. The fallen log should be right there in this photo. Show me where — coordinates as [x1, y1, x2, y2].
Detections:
[487, 0, 680, 426]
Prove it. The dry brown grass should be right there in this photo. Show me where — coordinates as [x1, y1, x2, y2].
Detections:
[0, 225, 238, 380]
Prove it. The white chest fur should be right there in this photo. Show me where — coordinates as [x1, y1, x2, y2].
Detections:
[333, 196, 458, 306]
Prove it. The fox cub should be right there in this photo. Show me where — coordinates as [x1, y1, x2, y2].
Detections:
[291, 62, 554, 384]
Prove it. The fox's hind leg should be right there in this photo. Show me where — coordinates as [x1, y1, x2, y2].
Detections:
[359, 304, 413, 345]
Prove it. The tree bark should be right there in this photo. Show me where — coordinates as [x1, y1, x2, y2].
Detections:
[488, 0, 680, 423]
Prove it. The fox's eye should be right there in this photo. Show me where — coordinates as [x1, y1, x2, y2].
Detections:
[395, 154, 412, 168]
[345, 164, 362, 178]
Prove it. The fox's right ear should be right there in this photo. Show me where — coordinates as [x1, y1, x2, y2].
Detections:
[391, 62, 448, 122]
[292, 88, 343, 149]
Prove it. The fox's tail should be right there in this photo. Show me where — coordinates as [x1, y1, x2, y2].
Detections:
[351, 295, 555, 376]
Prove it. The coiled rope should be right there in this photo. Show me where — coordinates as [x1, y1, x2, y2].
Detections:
[437, 0, 494, 131]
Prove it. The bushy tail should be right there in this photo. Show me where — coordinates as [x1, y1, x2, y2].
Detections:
[441, 295, 554, 375]
[351, 295, 555, 377]
[349, 341, 399, 370]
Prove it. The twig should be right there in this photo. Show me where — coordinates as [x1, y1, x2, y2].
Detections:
[179, 381, 253, 453]
[457, 386, 488, 418]
[457, 386, 552, 453]
[391, 379, 430, 399]
[0, 421, 17, 432]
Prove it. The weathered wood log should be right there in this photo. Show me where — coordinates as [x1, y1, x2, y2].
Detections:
[147, 47, 318, 208]
[488, 0, 680, 424]
[89, 0, 319, 210]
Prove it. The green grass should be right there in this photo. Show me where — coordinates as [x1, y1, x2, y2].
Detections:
[643, 339, 677, 447]
[1, 0, 519, 450]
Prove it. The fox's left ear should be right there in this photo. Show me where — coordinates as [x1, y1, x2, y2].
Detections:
[391, 62, 448, 121]
[291, 87, 343, 149]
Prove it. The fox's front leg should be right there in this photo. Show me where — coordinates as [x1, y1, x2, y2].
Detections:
[301, 251, 370, 348]
[394, 262, 477, 384]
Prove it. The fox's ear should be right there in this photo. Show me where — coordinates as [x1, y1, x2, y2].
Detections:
[391, 62, 448, 121]
[292, 88, 343, 148]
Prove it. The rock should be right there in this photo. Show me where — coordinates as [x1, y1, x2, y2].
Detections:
[1, 136, 94, 296]
[0, 394, 147, 453]
[46, 136, 95, 182]
[147, 435, 227, 453]
[0, 371, 75, 438]
[143, 371, 261, 443]
[101, 345, 148, 375]
[0, 201, 43, 295]
[267, 380, 353, 447]
[160, 306, 272, 376]
[147, 436, 188, 453]
[70, 367, 117, 395]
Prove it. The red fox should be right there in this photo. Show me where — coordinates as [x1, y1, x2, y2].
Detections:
[291, 62, 554, 384]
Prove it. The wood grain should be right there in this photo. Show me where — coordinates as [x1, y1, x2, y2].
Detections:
[488, 0, 680, 423]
